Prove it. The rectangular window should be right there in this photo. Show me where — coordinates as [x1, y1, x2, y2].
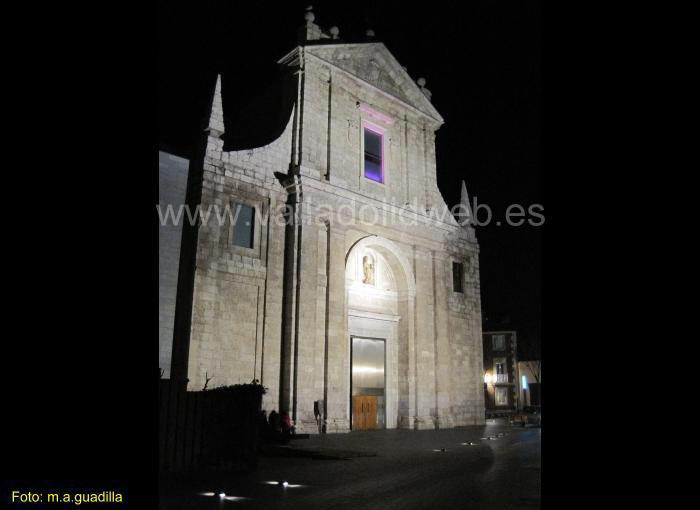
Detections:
[495, 387, 508, 406]
[452, 262, 464, 293]
[493, 335, 505, 351]
[232, 202, 255, 249]
[495, 358, 508, 383]
[364, 127, 383, 183]
[495, 361, 505, 375]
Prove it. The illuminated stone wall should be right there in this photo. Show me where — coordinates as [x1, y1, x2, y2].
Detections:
[182, 40, 484, 431]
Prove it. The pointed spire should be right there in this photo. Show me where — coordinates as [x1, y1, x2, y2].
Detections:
[205, 74, 225, 137]
[459, 180, 473, 227]
[461, 180, 469, 205]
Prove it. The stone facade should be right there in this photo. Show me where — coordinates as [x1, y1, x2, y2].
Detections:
[170, 20, 485, 432]
[483, 330, 519, 412]
[517, 359, 541, 407]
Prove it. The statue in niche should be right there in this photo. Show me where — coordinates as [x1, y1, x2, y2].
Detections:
[362, 255, 375, 285]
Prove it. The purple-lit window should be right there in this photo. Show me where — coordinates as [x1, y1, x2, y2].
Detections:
[364, 127, 383, 183]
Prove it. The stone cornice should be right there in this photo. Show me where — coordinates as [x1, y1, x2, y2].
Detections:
[295, 172, 477, 240]
[347, 308, 401, 322]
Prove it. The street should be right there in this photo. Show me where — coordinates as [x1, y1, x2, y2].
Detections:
[160, 420, 541, 509]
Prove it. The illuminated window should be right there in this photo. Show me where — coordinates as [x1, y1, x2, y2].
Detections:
[522, 375, 528, 390]
[495, 361, 505, 376]
[232, 202, 254, 249]
[493, 335, 505, 351]
[363, 127, 383, 183]
[494, 359, 507, 383]
[495, 387, 508, 406]
[452, 262, 464, 293]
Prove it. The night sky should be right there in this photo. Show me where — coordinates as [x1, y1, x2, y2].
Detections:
[159, 0, 541, 359]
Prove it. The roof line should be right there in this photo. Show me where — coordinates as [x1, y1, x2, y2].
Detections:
[279, 45, 444, 125]
[305, 52, 443, 125]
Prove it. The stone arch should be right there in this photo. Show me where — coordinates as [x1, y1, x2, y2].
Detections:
[345, 235, 415, 296]
[345, 235, 416, 429]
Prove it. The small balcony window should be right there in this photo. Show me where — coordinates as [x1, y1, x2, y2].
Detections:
[494, 360, 508, 383]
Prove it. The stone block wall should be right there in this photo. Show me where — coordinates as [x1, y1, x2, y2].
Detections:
[178, 40, 486, 431]
[299, 54, 440, 212]
[186, 97, 294, 414]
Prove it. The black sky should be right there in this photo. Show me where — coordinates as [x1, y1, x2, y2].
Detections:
[159, 0, 542, 359]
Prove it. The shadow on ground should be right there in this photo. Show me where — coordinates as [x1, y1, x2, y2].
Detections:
[159, 420, 540, 510]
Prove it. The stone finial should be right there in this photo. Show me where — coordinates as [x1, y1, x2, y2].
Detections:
[366, 29, 375, 38]
[329, 26, 339, 39]
[298, 5, 322, 43]
[417, 77, 432, 101]
[304, 5, 315, 24]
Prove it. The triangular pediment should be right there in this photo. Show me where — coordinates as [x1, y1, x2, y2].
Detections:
[301, 43, 444, 124]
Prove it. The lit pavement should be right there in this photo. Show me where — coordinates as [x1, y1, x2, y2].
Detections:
[159, 420, 541, 509]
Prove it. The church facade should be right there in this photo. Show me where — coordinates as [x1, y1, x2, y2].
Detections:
[160, 11, 485, 433]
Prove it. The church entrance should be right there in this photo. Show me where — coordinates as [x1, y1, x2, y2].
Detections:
[351, 337, 385, 431]
[345, 235, 417, 430]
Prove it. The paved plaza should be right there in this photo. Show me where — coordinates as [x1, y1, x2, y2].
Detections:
[160, 420, 541, 509]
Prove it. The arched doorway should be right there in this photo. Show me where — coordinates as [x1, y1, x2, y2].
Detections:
[345, 236, 416, 430]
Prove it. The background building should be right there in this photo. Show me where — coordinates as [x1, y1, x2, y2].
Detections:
[483, 330, 519, 415]
[518, 359, 541, 407]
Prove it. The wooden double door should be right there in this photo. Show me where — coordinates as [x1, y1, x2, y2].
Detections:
[352, 396, 378, 431]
